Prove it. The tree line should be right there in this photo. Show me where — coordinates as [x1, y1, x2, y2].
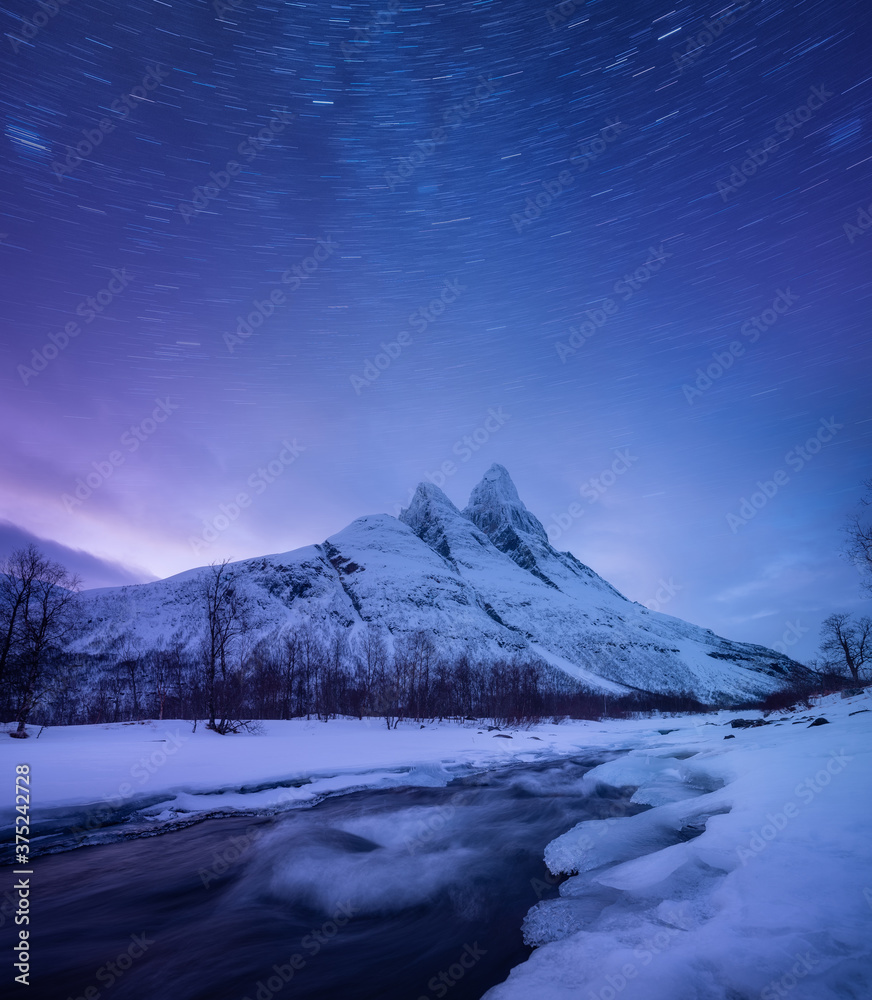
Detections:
[2, 505, 871, 737]
[0, 551, 707, 733]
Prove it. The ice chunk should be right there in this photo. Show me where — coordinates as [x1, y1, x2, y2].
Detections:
[522, 892, 619, 946]
[594, 841, 693, 890]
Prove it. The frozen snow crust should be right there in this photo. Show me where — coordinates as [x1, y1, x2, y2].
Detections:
[2, 689, 869, 1000]
[73, 465, 804, 701]
[487, 689, 872, 1000]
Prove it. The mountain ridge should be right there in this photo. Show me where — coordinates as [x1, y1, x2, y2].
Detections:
[73, 465, 806, 702]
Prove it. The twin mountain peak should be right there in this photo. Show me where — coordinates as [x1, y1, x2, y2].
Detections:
[80, 464, 804, 702]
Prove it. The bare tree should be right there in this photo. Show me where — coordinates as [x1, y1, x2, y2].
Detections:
[165, 632, 191, 719]
[353, 630, 387, 718]
[199, 560, 251, 732]
[3, 548, 81, 736]
[280, 629, 301, 719]
[317, 632, 348, 720]
[296, 624, 323, 721]
[0, 545, 45, 688]
[395, 630, 435, 721]
[113, 632, 144, 719]
[148, 640, 183, 721]
[820, 612, 871, 682]
[846, 478, 872, 593]
[45, 652, 86, 726]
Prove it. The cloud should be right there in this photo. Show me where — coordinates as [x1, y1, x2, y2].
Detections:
[0, 520, 155, 590]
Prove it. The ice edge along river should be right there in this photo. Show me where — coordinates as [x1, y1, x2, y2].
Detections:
[2, 689, 871, 1000]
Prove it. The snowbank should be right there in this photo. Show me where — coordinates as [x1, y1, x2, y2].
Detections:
[2, 691, 869, 998]
[0, 714, 650, 847]
[486, 689, 872, 1000]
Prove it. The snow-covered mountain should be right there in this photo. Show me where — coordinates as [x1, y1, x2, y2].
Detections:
[76, 465, 804, 702]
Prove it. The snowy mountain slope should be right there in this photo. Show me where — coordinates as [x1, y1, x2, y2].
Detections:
[463, 463, 625, 602]
[74, 466, 805, 701]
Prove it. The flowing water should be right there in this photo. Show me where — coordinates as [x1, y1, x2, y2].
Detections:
[16, 755, 644, 1000]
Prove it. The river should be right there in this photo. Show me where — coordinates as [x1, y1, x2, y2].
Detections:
[19, 754, 644, 1000]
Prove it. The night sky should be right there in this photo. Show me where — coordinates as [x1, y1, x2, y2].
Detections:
[2, 0, 870, 661]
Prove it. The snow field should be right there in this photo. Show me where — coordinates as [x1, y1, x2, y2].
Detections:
[487, 690, 872, 1000]
[2, 689, 869, 998]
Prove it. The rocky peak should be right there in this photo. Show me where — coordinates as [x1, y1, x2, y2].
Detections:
[463, 464, 549, 543]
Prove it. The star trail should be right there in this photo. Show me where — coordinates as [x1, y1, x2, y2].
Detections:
[1, 0, 870, 660]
